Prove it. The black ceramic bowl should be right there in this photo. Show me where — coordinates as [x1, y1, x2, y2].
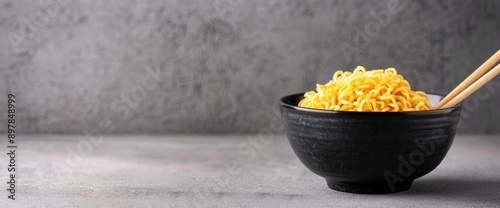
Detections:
[280, 93, 461, 194]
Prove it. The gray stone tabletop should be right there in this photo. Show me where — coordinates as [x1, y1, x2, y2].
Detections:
[2, 134, 500, 207]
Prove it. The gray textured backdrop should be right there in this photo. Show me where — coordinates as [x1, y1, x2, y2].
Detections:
[1, 0, 499, 134]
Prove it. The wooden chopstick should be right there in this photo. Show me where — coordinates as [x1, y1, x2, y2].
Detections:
[441, 63, 500, 109]
[434, 49, 500, 109]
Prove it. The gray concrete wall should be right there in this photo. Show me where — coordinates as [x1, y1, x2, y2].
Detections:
[1, 0, 499, 134]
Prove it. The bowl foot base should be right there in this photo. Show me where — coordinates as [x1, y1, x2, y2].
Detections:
[326, 180, 413, 194]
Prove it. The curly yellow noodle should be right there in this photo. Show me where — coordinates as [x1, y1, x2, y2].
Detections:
[298, 66, 432, 112]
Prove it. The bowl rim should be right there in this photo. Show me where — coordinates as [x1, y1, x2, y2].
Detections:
[280, 92, 461, 116]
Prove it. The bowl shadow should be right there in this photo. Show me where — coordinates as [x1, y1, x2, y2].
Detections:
[397, 177, 500, 204]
